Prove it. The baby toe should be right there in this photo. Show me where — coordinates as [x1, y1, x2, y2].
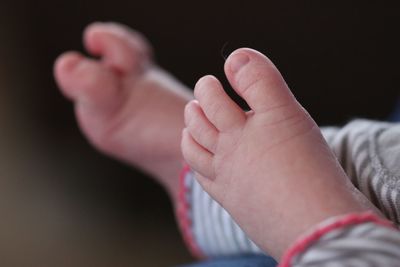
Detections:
[84, 22, 152, 75]
[181, 128, 215, 179]
[184, 100, 219, 153]
[54, 51, 119, 108]
[194, 75, 246, 132]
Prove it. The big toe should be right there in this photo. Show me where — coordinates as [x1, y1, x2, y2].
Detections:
[224, 48, 298, 114]
[84, 22, 152, 75]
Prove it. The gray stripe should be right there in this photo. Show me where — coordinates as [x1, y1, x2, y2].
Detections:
[340, 223, 376, 238]
[354, 151, 371, 193]
[347, 133, 369, 187]
[300, 242, 400, 266]
[353, 139, 369, 163]
[329, 128, 348, 161]
[370, 171, 386, 215]
[357, 160, 374, 201]
[383, 183, 397, 223]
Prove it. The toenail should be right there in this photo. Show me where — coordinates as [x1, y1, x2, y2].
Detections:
[230, 52, 250, 73]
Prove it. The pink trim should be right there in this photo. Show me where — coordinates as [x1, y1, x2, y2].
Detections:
[176, 164, 205, 259]
[279, 212, 394, 267]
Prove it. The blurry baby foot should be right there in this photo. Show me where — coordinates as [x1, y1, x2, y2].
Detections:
[54, 22, 192, 199]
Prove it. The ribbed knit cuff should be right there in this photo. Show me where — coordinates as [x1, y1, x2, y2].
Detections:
[279, 212, 394, 267]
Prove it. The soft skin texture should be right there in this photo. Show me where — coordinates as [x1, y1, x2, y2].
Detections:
[54, 23, 379, 261]
[182, 48, 379, 260]
[54, 22, 192, 202]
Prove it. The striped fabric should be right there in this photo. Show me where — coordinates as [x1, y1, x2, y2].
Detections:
[289, 218, 400, 266]
[183, 119, 400, 258]
[183, 171, 262, 256]
[322, 120, 400, 225]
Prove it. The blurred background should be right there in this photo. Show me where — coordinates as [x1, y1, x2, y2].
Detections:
[0, 1, 399, 266]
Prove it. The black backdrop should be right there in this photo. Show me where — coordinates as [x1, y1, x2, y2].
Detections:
[0, 1, 399, 266]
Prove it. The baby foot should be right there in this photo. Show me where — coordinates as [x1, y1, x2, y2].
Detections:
[182, 48, 377, 259]
[54, 22, 192, 200]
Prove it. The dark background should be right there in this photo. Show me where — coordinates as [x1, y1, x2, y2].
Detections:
[0, 1, 399, 266]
